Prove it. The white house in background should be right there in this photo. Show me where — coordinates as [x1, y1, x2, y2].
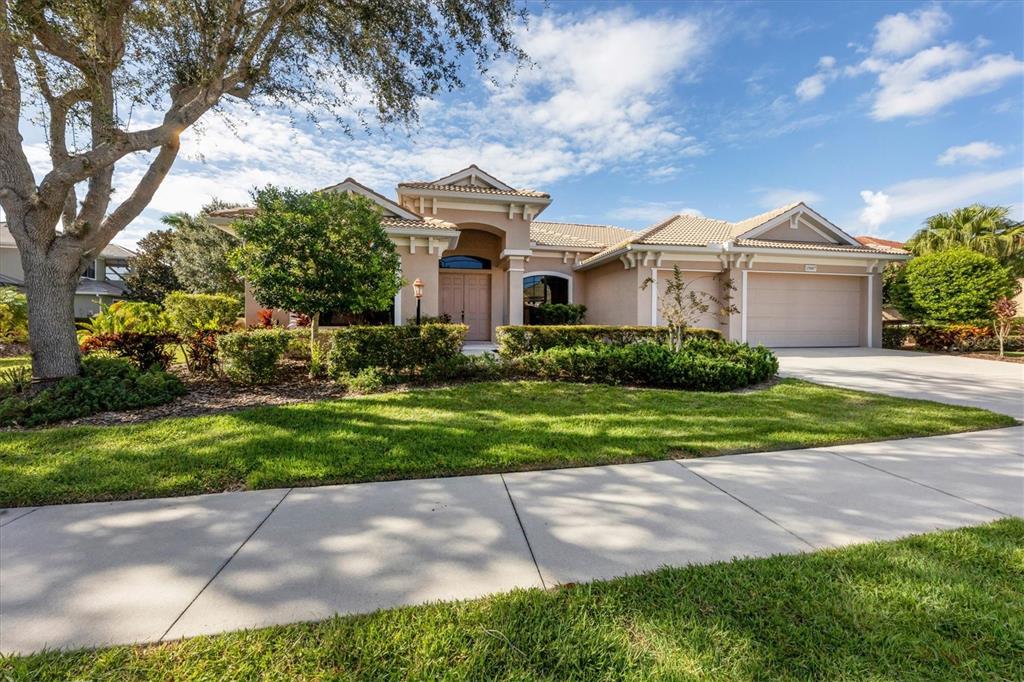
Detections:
[210, 165, 910, 347]
[0, 222, 134, 318]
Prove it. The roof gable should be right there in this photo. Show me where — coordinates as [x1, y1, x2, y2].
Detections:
[431, 165, 515, 191]
[731, 203, 862, 246]
[320, 178, 421, 220]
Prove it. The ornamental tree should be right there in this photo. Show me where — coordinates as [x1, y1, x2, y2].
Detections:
[0, 0, 525, 381]
[229, 187, 401, 373]
[991, 297, 1018, 357]
[642, 266, 737, 350]
[166, 202, 244, 300]
[896, 249, 1016, 323]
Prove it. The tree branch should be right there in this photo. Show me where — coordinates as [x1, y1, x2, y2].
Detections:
[0, 0, 36, 229]
[85, 138, 180, 254]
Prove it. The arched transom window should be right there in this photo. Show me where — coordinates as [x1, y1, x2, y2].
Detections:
[524, 274, 569, 306]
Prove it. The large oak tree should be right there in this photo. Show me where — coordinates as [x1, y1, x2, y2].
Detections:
[0, 0, 526, 381]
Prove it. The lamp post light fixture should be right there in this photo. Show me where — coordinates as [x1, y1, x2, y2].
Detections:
[413, 278, 424, 325]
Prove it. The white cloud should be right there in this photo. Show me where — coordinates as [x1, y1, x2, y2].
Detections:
[872, 6, 951, 56]
[795, 55, 838, 101]
[869, 45, 1024, 120]
[937, 141, 1006, 166]
[858, 190, 892, 232]
[756, 188, 825, 209]
[608, 201, 703, 225]
[858, 167, 1024, 232]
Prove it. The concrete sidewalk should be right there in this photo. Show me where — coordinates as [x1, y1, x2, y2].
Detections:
[2, 427, 1021, 654]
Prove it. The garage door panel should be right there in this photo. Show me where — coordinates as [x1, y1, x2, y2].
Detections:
[747, 273, 862, 347]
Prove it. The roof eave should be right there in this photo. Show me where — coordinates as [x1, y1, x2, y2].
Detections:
[731, 245, 911, 259]
[396, 185, 552, 204]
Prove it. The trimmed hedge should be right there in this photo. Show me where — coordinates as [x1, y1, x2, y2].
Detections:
[527, 303, 587, 325]
[328, 324, 467, 378]
[0, 356, 185, 427]
[217, 329, 290, 385]
[497, 325, 722, 358]
[511, 338, 777, 391]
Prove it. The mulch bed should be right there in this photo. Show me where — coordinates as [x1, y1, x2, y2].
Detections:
[0, 342, 29, 358]
[63, 360, 350, 427]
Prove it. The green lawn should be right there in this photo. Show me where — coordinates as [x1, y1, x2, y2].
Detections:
[5, 519, 1021, 680]
[0, 355, 30, 369]
[0, 379, 1014, 507]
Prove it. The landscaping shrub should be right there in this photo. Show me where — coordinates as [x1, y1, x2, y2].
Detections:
[337, 366, 388, 393]
[912, 324, 992, 352]
[327, 324, 467, 378]
[163, 292, 241, 374]
[0, 287, 28, 343]
[418, 352, 505, 383]
[0, 364, 31, 396]
[80, 331, 179, 370]
[894, 249, 1016, 323]
[0, 356, 185, 427]
[216, 329, 290, 385]
[527, 303, 587, 325]
[79, 300, 170, 335]
[163, 291, 241, 332]
[497, 325, 721, 358]
[513, 338, 777, 391]
[882, 324, 911, 349]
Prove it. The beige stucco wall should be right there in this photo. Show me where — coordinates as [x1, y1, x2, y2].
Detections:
[397, 248, 444, 323]
[428, 207, 533, 251]
[581, 261, 642, 325]
[758, 222, 832, 243]
[1, 246, 23, 281]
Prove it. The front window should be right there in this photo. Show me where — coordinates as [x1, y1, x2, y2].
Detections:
[440, 255, 491, 269]
[524, 275, 569, 306]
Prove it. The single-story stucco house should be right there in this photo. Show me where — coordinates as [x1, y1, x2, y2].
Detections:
[0, 222, 133, 318]
[210, 165, 910, 347]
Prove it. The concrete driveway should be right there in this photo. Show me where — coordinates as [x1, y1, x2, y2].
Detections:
[775, 347, 1024, 419]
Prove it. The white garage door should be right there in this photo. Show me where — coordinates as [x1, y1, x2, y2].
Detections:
[746, 273, 862, 347]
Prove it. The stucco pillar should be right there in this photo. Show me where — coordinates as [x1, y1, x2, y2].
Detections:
[726, 265, 745, 342]
[507, 255, 525, 325]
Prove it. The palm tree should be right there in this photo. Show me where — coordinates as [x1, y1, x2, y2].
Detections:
[907, 204, 1024, 275]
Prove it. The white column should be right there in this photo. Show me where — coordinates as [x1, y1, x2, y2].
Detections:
[507, 256, 525, 325]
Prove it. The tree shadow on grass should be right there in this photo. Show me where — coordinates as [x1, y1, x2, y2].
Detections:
[0, 380, 1012, 506]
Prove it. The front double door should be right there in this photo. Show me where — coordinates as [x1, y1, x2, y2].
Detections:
[439, 272, 491, 341]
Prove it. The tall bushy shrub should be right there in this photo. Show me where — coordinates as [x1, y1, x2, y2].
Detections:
[217, 330, 290, 385]
[497, 325, 721, 359]
[896, 249, 1016, 323]
[328, 324, 467, 378]
[0, 287, 29, 343]
[164, 292, 241, 373]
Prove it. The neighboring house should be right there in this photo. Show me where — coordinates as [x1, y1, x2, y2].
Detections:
[210, 165, 909, 347]
[0, 222, 134, 318]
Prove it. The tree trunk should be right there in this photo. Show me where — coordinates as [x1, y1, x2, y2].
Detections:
[23, 253, 83, 382]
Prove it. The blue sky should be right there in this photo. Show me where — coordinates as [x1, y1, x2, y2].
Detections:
[21, 0, 1024, 246]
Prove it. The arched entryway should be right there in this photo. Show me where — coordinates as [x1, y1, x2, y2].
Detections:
[438, 229, 501, 341]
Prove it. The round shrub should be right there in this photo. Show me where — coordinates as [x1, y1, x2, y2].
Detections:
[0, 287, 28, 343]
[217, 329, 290, 385]
[899, 249, 1016, 323]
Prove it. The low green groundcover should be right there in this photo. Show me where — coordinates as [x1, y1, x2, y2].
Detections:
[4, 519, 1021, 680]
[0, 356, 185, 428]
[0, 379, 1012, 506]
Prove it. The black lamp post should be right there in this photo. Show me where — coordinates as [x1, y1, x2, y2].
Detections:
[413, 278, 424, 325]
